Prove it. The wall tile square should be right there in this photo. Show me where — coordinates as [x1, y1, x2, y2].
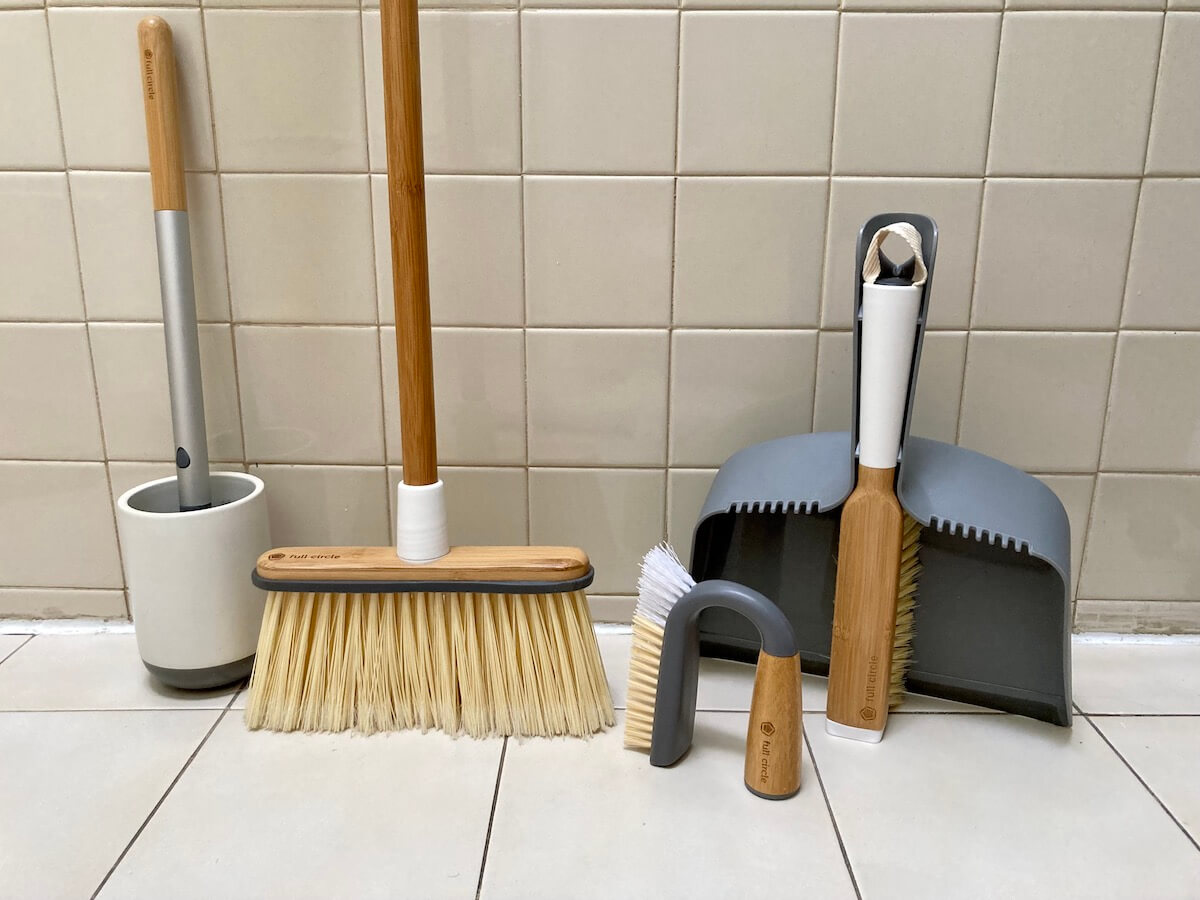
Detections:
[364, 11, 520, 174]
[1008, 0, 1161, 8]
[0, 0, 44, 8]
[0, 324, 103, 460]
[959, 332, 1114, 472]
[205, 10, 365, 172]
[834, 14, 999, 176]
[1033, 474, 1094, 598]
[524, 177, 674, 327]
[972, 179, 1139, 329]
[1123, 180, 1200, 328]
[389, 466, 529, 547]
[988, 12, 1162, 176]
[812, 330, 967, 443]
[683, 0, 835, 7]
[0, 462, 122, 588]
[251, 464, 388, 547]
[527, 329, 669, 466]
[0, 12, 62, 168]
[1102, 332, 1200, 473]
[70, 172, 229, 323]
[0, 175, 82, 322]
[1146, 14, 1200, 174]
[678, 12, 837, 175]
[0, 589, 126, 620]
[667, 468, 717, 564]
[48, 8, 213, 170]
[222, 175, 374, 325]
[371, 176, 524, 327]
[89, 323, 243, 462]
[669, 330, 817, 467]
[673, 177, 827, 328]
[1075, 600, 1200, 633]
[235, 326, 384, 465]
[1080, 474, 1200, 601]
[522, 11, 678, 174]
[207, 0, 353, 7]
[529, 468, 665, 594]
[380, 327, 526, 465]
[822, 178, 982, 329]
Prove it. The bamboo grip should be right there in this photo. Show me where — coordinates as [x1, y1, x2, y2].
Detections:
[744, 651, 802, 799]
[827, 464, 904, 735]
[381, 0, 438, 486]
[137, 17, 186, 212]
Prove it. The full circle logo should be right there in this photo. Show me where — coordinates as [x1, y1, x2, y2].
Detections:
[760, 722, 775, 736]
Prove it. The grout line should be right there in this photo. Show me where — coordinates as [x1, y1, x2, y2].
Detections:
[40, 2, 132, 618]
[803, 726, 863, 900]
[89, 701, 234, 899]
[1086, 712, 1200, 718]
[661, 6, 682, 531]
[198, 6, 251, 475]
[473, 736, 509, 900]
[0, 635, 35, 667]
[1081, 712, 1200, 854]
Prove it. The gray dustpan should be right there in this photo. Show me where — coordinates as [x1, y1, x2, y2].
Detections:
[690, 213, 1073, 726]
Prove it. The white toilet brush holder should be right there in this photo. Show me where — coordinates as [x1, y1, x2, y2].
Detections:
[117, 472, 270, 689]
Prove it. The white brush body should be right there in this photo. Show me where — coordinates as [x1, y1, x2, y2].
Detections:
[858, 282, 921, 469]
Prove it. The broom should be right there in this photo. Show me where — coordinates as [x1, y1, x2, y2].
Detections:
[243, 0, 614, 738]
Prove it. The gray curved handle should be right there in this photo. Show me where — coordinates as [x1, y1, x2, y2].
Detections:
[649, 580, 798, 767]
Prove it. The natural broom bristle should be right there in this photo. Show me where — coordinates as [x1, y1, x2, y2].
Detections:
[624, 543, 695, 751]
[244, 589, 615, 738]
[888, 513, 923, 709]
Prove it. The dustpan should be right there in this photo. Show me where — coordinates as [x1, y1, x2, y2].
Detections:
[690, 213, 1073, 726]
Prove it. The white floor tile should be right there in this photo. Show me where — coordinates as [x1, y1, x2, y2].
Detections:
[0, 710, 219, 900]
[1073, 642, 1200, 714]
[1092, 715, 1200, 844]
[0, 635, 239, 710]
[481, 711, 856, 900]
[808, 712, 1200, 899]
[0, 634, 30, 664]
[99, 716, 502, 900]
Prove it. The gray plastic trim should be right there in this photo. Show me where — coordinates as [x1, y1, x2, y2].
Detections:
[250, 567, 595, 595]
[649, 580, 797, 768]
[144, 654, 253, 690]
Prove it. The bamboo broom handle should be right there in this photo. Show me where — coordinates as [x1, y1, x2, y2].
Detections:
[137, 17, 186, 212]
[381, 0, 438, 486]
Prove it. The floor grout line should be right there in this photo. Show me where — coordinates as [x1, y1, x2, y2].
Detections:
[89, 697, 236, 899]
[803, 726, 862, 900]
[0, 635, 35, 668]
[474, 736, 509, 900]
[1081, 711, 1200, 855]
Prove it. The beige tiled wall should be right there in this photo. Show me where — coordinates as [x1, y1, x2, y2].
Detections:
[2, 0, 1198, 631]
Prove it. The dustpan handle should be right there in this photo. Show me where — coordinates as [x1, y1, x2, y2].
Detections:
[382, 0, 438, 487]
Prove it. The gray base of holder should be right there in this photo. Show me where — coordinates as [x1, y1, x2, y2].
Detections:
[144, 653, 254, 690]
[691, 432, 1072, 727]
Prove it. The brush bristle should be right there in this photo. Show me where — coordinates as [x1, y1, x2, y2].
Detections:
[243, 589, 614, 738]
[888, 513, 924, 709]
[624, 544, 695, 751]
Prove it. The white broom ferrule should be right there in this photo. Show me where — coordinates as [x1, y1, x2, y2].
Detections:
[395, 480, 449, 562]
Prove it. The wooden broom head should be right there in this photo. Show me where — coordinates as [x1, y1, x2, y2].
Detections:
[254, 545, 593, 593]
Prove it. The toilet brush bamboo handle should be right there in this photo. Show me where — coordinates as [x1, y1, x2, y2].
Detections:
[138, 17, 186, 213]
[744, 651, 802, 800]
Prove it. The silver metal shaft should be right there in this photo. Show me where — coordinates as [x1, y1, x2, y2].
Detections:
[154, 210, 211, 511]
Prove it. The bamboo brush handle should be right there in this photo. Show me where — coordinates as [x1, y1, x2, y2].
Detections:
[138, 17, 186, 212]
[744, 650, 802, 800]
[381, 0, 438, 486]
[827, 464, 903, 738]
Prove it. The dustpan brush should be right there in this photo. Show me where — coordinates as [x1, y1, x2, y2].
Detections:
[826, 222, 926, 742]
[244, 0, 613, 738]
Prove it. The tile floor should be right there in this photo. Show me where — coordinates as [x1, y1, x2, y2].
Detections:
[1, 629, 1199, 899]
